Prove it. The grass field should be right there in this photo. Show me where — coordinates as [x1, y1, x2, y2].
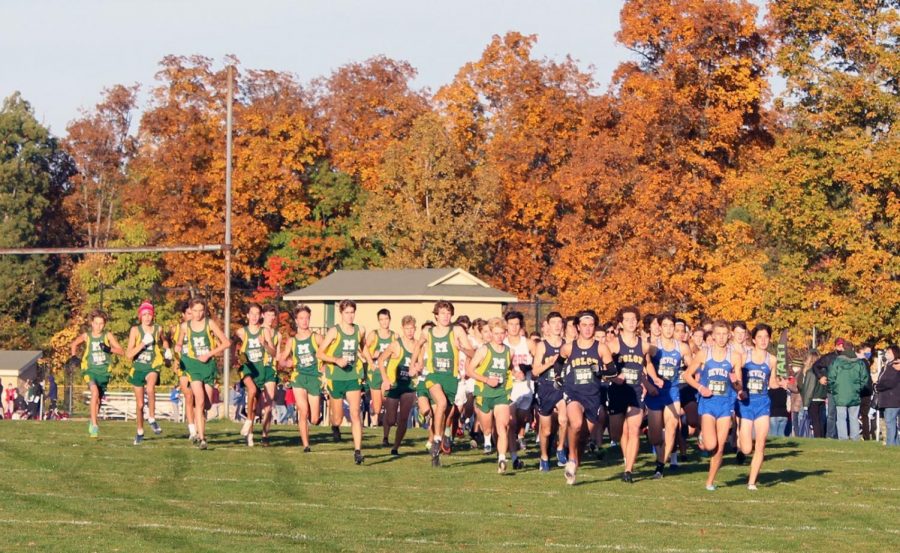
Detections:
[1, 420, 898, 552]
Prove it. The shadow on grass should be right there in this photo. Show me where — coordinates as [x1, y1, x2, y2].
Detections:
[725, 468, 831, 487]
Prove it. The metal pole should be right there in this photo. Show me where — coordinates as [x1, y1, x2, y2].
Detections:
[0, 244, 223, 255]
[222, 65, 233, 418]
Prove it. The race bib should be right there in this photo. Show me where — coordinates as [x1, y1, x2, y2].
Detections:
[248, 350, 263, 363]
[137, 349, 153, 364]
[575, 366, 594, 385]
[622, 367, 639, 385]
[659, 366, 676, 381]
[435, 358, 452, 372]
[299, 354, 315, 367]
[709, 380, 727, 396]
[748, 379, 765, 394]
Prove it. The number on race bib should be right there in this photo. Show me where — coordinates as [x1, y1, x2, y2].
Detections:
[709, 380, 727, 396]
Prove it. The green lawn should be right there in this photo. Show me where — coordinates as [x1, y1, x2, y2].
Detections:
[1, 420, 898, 552]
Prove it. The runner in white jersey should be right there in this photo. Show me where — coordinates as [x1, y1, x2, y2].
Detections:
[504, 311, 535, 470]
[447, 315, 472, 448]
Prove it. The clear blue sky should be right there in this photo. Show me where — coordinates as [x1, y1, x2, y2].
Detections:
[1, 0, 769, 135]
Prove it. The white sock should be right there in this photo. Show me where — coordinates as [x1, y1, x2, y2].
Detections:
[444, 427, 451, 438]
[137, 429, 144, 436]
[484, 435, 493, 447]
[148, 417, 156, 424]
[670, 452, 679, 465]
[188, 423, 196, 435]
[498, 453, 506, 461]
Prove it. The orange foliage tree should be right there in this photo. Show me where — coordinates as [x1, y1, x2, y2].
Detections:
[553, 0, 770, 321]
[436, 32, 591, 298]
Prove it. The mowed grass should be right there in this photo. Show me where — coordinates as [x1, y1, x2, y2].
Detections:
[1, 420, 898, 553]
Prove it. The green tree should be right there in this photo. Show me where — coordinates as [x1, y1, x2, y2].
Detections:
[0, 93, 75, 348]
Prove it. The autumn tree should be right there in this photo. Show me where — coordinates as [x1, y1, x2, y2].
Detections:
[436, 32, 591, 298]
[359, 112, 500, 271]
[736, 0, 900, 345]
[312, 56, 429, 191]
[129, 57, 322, 295]
[552, 0, 770, 320]
[63, 84, 138, 247]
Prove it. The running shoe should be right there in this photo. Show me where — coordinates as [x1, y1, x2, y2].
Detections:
[441, 436, 452, 455]
[198, 439, 208, 450]
[390, 448, 399, 456]
[588, 439, 597, 453]
[89, 424, 99, 439]
[622, 471, 634, 484]
[564, 461, 577, 485]
[539, 459, 550, 473]
[512, 458, 525, 470]
[260, 436, 270, 447]
[382, 437, 390, 447]
[517, 438, 527, 452]
[431, 440, 442, 468]
[735, 451, 746, 465]
[303, 446, 311, 453]
[653, 462, 665, 479]
[705, 484, 717, 492]
[483, 443, 493, 455]
[240, 419, 252, 437]
[149, 420, 162, 435]
[497, 459, 507, 474]
[354, 450, 364, 465]
[188, 433, 198, 443]
[133, 433, 144, 446]
[747, 484, 758, 491]
[331, 426, 342, 442]
[556, 449, 568, 467]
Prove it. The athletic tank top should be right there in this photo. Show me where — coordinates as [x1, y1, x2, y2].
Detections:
[263, 329, 280, 368]
[426, 327, 458, 376]
[81, 332, 111, 371]
[240, 326, 265, 365]
[474, 344, 512, 398]
[505, 335, 534, 395]
[615, 335, 645, 388]
[325, 324, 363, 381]
[387, 340, 415, 389]
[743, 351, 771, 397]
[537, 339, 563, 384]
[563, 339, 602, 396]
[133, 324, 163, 370]
[184, 320, 215, 360]
[291, 334, 319, 377]
[700, 346, 736, 398]
[652, 338, 682, 386]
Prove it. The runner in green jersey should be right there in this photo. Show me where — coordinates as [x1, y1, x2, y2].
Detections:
[376, 315, 419, 455]
[181, 298, 231, 450]
[364, 308, 395, 432]
[258, 304, 281, 446]
[416, 300, 474, 468]
[125, 301, 171, 445]
[234, 303, 273, 447]
[467, 317, 514, 474]
[70, 309, 124, 439]
[317, 299, 367, 465]
[277, 304, 323, 452]
[172, 301, 197, 440]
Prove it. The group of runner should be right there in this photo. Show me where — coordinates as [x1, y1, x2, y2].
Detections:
[70, 298, 779, 489]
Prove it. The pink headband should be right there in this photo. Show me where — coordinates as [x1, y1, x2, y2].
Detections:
[138, 302, 155, 318]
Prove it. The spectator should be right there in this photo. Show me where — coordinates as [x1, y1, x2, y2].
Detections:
[802, 351, 827, 437]
[284, 385, 296, 425]
[12, 389, 28, 418]
[169, 386, 181, 420]
[875, 345, 900, 446]
[273, 383, 287, 425]
[787, 362, 805, 437]
[27, 379, 42, 419]
[47, 374, 58, 411]
[232, 383, 246, 421]
[769, 374, 790, 437]
[827, 342, 868, 441]
[4, 382, 15, 419]
[857, 344, 875, 440]
[813, 338, 844, 439]
[209, 384, 222, 419]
